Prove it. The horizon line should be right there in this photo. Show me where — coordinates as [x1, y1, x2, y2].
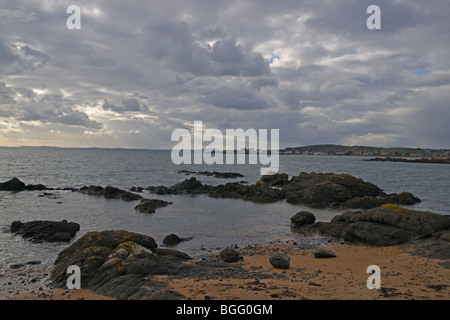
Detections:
[0, 143, 449, 151]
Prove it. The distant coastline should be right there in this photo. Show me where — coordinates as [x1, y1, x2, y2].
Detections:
[280, 144, 450, 158]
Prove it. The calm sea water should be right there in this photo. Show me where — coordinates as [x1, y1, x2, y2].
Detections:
[0, 148, 449, 271]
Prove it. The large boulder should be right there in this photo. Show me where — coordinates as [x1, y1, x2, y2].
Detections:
[291, 211, 316, 228]
[311, 204, 450, 246]
[219, 248, 241, 262]
[10, 220, 80, 243]
[48, 230, 192, 300]
[281, 172, 384, 206]
[269, 253, 290, 269]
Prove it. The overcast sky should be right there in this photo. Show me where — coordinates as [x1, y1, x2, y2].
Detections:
[0, 0, 449, 149]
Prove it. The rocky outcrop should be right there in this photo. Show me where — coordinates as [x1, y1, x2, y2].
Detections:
[281, 172, 384, 206]
[297, 204, 450, 246]
[77, 185, 142, 201]
[144, 172, 421, 209]
[48, 230, 192, 300]
[178, 170, 244, 179]
[260, 173, 289, 187]
[10, 220, 80, 243]
[0, 177, 50, 192]
[134, 198, 173, 214]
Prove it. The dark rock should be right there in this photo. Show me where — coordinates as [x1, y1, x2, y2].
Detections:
[178, 170, 244, 179]
[241, 182, 284, 203]
[26, 184, 50, 191]
[310, 204, 450, 246]
[291, 211, 316, 228]
[103, 186, 142, 201]
[134, 198, 172, 214]
[269, 253, 290, 269]
[78, 185, 142, 201]
[260, 173, 289, 187]
[171, 177, 203, 191]
[313, 248, 337, 258]
[282, 172, 383, 206]
[146, 185, 176, 195]
[385, 192, 421, 206]
[219, 248, 241, 262]
[162, 234, 191, 246]
[48, 230, 191, 300]
[10, 220, 80, 243]
[145, 171, 420, 209]
[0, 177, 26, 191]
[342, 196, 386, 209]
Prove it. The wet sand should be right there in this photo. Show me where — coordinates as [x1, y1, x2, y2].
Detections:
[1, 241, 448, 300]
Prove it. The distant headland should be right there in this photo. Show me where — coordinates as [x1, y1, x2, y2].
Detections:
[280, 144, 450, 158]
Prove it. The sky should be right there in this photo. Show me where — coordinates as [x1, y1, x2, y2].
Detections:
[0, 0, 449, 149]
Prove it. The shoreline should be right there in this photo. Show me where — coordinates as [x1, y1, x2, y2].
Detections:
[2, 239, 449, 300]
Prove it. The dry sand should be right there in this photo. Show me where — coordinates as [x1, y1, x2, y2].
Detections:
[165, 243, 449, 300]
[1, 242, 448, 300]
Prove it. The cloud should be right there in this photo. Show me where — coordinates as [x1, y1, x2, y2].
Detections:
[0, 0, 449, 149]
[102, 98, 148, 113]
[137, 17, 270, 77]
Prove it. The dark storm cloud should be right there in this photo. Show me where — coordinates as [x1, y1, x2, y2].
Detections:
[0, 38, 50, 74]
[102, 98, 148, 113]
[138, 17, 270, 77]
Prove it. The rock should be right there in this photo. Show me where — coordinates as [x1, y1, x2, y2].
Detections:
[145, 171, 420, 208]
[162, 234, 191, 246]
[146, 185, 176, 195]
[48, 230, 192, 299]
[441, 232, 450, 242]
[260, 173, 289, 187]
[269, 253, 290, 269]
[341, 196, 386, 209]
[134, 198, 172, 214]
[219, 248, 241, 262]
[385, 192, 422, 206]
[171, 177, 203, 191]
[313, 249, 337, 258]
[10, 220, 80, 243]
[311, 204, 450, 246]
[282, 172, 383, 206]
[178, 170, 244, 179]
[78, 185, 142, 201]
[291, 211, 316, 228]
[0, 177, 26, 191]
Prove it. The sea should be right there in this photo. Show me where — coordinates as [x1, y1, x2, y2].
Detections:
[0, 147, 449, 273]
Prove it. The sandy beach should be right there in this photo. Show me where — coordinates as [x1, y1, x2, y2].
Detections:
[1, 240, 448, 300]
